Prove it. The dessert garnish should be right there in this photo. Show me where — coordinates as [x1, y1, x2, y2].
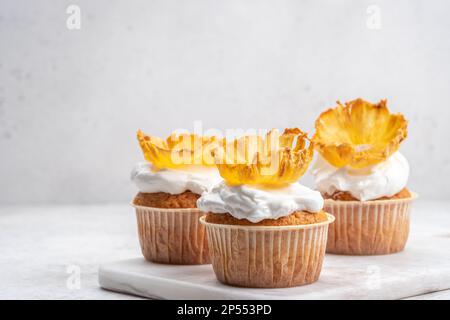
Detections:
[313, 99, 407, 169]
[137, 130, 223, 169]
[214, 128, 314, 185]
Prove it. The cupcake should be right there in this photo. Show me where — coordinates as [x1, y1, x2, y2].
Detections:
[131, 130, 223, 264]
[198, 128, 334, 288]
[312, 98, 416, 255]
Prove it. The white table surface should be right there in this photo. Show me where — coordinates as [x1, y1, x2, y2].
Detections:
[1, 200, 449, 300]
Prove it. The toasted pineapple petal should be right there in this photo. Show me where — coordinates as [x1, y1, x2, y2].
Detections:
[137, 130, 222, 169]
[312, 98, 408, 168]
[215, 128, 313, 185]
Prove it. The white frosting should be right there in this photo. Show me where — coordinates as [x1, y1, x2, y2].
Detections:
[197, 182, 324, 223]
[312, 152, 409, 201]
[131, 162, 223, 195]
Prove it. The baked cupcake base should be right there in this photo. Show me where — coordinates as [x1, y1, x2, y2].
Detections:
[132, 192, 210, 265]
[325, 191, 416, 255]
[205, 210, 329, 226]
[200, 212, 334, 288]
[133, 191, 200, 208]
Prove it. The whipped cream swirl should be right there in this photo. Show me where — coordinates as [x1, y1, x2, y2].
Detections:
[197, 182, 324, 223]
[311, 152, 409, 201]
[131, 162, 223, 195]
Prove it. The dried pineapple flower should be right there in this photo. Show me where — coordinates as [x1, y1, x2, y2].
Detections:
[137, 130, 223, 170]
[312, 98, 408, 169]
[214, 128, 314, 186]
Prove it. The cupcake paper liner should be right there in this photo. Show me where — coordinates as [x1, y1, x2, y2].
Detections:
[132, 204, 210, 264]
[325, 194, 416, 255]
[200, 214, 334, 288]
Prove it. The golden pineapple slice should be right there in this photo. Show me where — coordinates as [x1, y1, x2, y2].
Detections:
[312, 98, 408, 168]
[137, 130, 222, 169]
[214, 128, 313, 186]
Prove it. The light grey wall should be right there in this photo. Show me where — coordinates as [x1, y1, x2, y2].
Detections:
[1, 0, 449, 204]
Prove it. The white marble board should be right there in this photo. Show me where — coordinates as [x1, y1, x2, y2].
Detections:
[99, 202, 450, 299]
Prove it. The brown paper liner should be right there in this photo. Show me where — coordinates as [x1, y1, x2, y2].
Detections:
[200, 214, 334, 288]
[325, 194, 416, 255]
[132, 204, 210, 264]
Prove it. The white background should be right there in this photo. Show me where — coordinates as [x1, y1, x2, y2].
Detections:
[1, 0, 449, 204]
